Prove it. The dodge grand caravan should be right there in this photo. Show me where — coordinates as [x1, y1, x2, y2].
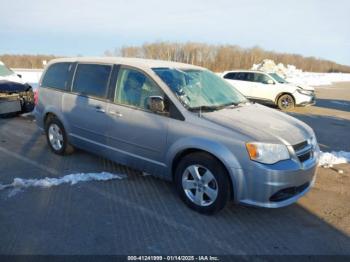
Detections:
[35, 57, 320, 214]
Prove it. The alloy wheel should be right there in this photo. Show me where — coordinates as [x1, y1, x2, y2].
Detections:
[280, 95, 293, 109]
[182, 164, 218, 206]
[48, 123, 64, 151]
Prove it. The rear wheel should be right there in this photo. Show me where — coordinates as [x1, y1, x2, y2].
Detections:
[45, 117, 74, 155]
[277, 94, 295, 110]
[174, 152, 231, 214]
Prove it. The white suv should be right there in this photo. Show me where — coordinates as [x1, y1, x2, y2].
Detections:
[222, 70, 315, 110]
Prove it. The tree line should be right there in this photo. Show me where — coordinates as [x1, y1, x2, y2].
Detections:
[2, 42, 350, 73]
[0, 54, 56, 69]
[105, 42, 350, 73]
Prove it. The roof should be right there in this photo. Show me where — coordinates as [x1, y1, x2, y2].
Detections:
[48, 57, 204, 70]
[222, 69, 270, 74]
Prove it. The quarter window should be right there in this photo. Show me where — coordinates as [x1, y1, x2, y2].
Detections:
[72, 64, 112, 98]
[41, 62, 73, 90]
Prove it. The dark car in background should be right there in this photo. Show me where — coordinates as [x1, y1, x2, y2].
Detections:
[0, 81, 35, 116]
[0, 62, 35, 116]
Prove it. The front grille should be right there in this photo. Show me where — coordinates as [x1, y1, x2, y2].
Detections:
[292, 140, 312, 163]
[270, 182, 310, 202]
[293, 141, 308, 152]
[298, 151, 312, 162]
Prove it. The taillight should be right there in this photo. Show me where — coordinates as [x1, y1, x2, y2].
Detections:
[34, 89, 39, 105]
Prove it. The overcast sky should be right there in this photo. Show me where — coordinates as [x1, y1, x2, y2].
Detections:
[1, 0, 349, 65]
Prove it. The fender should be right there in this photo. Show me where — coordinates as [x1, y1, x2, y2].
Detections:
[166, 137, 245, 202]
[166, 137, 242, 169]
[42, 106, 71, 134]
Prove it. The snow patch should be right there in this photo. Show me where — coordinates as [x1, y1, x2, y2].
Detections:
[0, 172, 126, 196]
[286, 73, 350, 87]
[251, 59, 350, 87]
[319, 151, 350, 166]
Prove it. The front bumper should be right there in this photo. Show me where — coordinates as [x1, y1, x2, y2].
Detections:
[294, 91, 316, 107]
[0, 95, 22, 114]
[233, 149, 319, 208]
[0, 90, 35, 115]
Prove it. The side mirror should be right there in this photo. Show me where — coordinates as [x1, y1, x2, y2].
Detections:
[263, 79, 274, 84]
[147, 96, 165, 113]
[17, 74, 22, 78]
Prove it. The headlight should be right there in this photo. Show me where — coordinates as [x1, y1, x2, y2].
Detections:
[308, 136, 318, 148]
[297, 89, 313, 96]
[246, 142, 290, 164]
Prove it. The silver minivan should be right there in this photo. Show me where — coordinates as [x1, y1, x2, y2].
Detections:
[35, 57, 320, 214]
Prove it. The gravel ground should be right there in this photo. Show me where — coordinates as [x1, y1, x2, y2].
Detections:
[289, 81, 350, 237]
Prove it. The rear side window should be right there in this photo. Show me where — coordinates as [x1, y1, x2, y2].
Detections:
[41, 62, 73, 90]
[245, 73, 255, 82]
[72, 64, 112, 98]
[236, 72, 248, 81]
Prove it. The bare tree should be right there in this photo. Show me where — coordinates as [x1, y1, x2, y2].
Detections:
[104, 42, 350, 73]
[3, 44, 350, 73]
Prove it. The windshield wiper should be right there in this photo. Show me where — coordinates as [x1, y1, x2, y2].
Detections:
[188, 102, 240, 112]
[188, 105, 222, 112]
[220, 102, 239, 108]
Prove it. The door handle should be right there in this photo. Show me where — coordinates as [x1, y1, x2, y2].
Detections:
[109, 110, 123, 117]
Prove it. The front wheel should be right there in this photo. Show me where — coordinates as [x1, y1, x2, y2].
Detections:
[174, 152, 231, 214]
[277, 94, 295, 110]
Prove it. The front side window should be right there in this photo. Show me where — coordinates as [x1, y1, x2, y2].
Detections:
[72, 64, 111, 98]
[41, 62, 73, 90]
[253, 73, 272, 84]
[115, 67, 165, 111]
[269, 73, 288, 83]
[153, 68, 247, 111]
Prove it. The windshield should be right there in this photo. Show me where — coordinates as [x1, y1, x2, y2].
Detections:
[269, 73, 288, 84]
[153, 68, 247, 111]
[0, 63, 15, 77]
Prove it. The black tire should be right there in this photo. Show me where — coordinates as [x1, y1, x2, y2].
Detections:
[277, 94, 295, 110]
[174, 152, 231, 215]
[45, 117, 74, 155]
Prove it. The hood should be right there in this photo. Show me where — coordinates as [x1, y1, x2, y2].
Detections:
[201, 103, 313, 145]
[297, 84, 314, 91]
[0, 73, 24, 84]
[288, 83, 314, 92]
[0, 80, 32, 93]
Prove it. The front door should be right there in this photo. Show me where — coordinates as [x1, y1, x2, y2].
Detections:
[250, 73, 276, 101]
[106, 66, 169, 171]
